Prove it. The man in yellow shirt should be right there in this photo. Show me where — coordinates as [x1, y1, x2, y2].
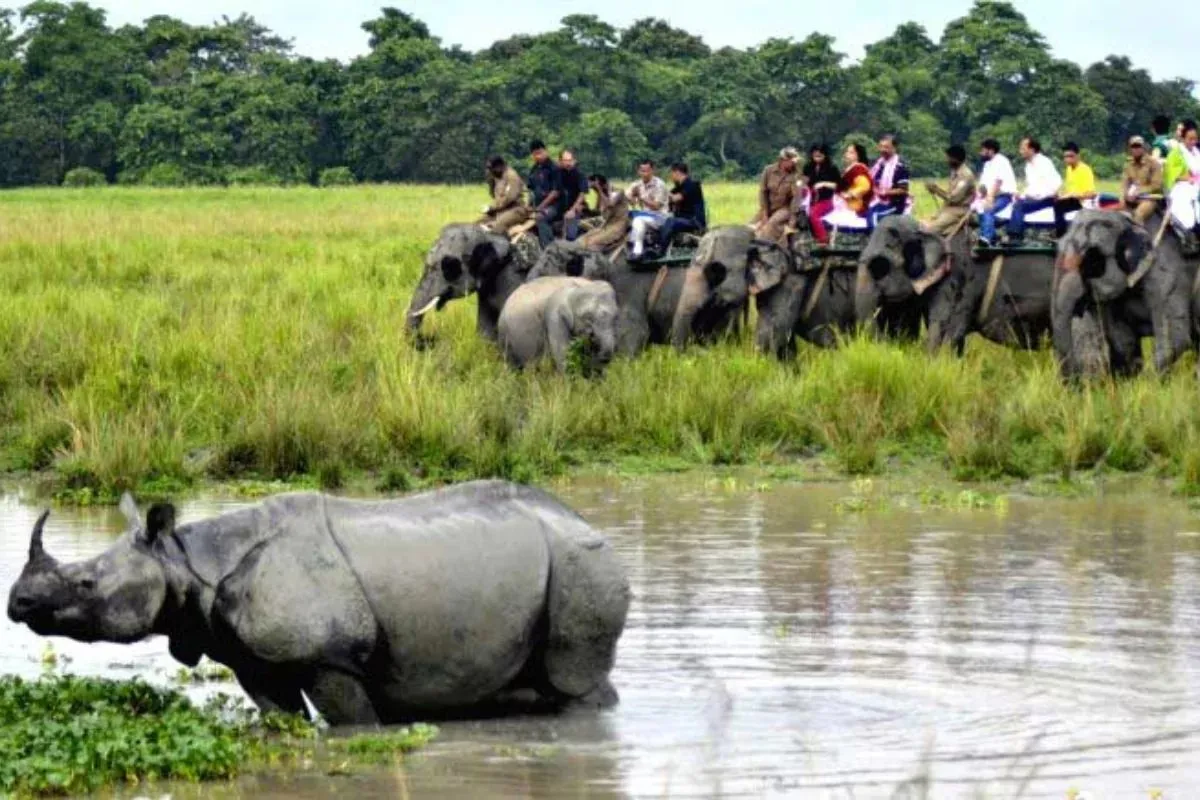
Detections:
[1055, 142, 1097, 237]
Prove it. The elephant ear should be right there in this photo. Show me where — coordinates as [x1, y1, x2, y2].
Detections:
[703, 260, 728, 288]
[921, 234, 947, 276]
[1116, 227, 1147, 274]
[747, 243, 787, 295]
[468, 233, 511, 281]
[901, 237, 926, 279]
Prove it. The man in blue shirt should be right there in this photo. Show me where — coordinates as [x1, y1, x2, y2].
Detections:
[526, 140, 564, 247]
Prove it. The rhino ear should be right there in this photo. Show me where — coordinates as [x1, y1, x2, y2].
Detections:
[119, 492, 141, 528]
[143, 503, 176, 544]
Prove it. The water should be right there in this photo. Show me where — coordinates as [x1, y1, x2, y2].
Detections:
[3, 478, 1200, 798]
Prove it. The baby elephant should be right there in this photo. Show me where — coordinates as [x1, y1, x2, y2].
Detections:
[498, 277, 619, 375]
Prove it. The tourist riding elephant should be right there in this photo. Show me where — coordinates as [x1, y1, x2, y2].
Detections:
[669, 226, 771, 349]
[1053, 210, 1199, 378]
[498, 277, 619, 375]
[407, 224, 536, 341]
[858, 216, 1054, 353]
[7, 483, 631, 726]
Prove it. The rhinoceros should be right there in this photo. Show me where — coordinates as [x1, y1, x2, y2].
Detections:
[6, 481, 631, 725]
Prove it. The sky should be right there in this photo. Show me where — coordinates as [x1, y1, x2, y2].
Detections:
[88, 0, 1195, 83]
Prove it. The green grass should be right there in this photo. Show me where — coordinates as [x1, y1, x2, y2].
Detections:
[0, 181, 1189, 502]
[0, 673, 437, 797]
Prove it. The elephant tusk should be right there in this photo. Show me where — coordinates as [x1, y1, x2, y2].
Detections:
[410, 298, 441, 318]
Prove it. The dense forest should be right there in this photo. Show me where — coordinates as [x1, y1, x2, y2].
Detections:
[0, 0, 1197, 187]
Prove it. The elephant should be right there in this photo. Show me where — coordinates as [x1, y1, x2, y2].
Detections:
[752, 242, 859, 359]
[528, 241, 698, 357]
[1053, 210, 1199, 379]
[857, 215, 1055, 354]
[669, 226, 771, 349]
[407, 224, 539, 341]
[498, 276, 619, 375]
[7, 483, 631, 726]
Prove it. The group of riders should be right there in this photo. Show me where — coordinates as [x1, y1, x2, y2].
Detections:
[476, 115, 1200, 262]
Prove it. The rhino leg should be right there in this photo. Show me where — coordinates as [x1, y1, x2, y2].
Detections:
[540, 525, 630, 703]
[236, 670, 306, 717]
[306, 668, 381, 727]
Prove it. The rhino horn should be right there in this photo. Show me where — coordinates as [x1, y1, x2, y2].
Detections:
[29, 510, 50, 561]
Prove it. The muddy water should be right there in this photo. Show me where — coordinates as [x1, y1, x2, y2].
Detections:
[3, 479, 1200, 798]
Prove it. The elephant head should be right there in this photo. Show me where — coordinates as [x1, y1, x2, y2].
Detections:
[529, 241, 611, 281]
[1057, 210, 1150, 303]
[856, 215, 945, 324]
[407, 224, 513, 334]
[670, 227, 789, 348]
[562, 283, 619, 375]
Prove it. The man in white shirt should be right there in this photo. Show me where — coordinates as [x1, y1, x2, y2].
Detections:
[626, 159, 670, 261]
[1006, 136, 1063, 243]
[976, 138, 1018, 246]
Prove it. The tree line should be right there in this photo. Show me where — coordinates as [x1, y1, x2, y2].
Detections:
[1, 0, 1197, 188]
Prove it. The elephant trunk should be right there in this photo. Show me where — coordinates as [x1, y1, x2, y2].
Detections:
[670, 268, 711, 350]
[406, 271, 443, 334]
[1052, 259, 1089, 379]
[855, 263, 882, 332]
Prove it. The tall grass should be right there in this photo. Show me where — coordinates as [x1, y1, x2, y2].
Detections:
[0, 182, 1191, 499]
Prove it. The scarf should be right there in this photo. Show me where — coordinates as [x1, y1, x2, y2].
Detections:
[872, 155, 899, 192]
[1184, 145, 1200, 179]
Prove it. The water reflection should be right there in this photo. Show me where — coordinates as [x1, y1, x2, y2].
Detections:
[2, 480, 1200, 796]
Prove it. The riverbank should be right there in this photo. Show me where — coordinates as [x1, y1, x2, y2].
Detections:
[3, 183, 1191, 507]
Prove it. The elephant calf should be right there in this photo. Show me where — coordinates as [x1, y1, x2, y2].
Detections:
[498, 277, 619, 375]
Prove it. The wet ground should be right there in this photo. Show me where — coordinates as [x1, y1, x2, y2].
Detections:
[2, 477, 1199, 798]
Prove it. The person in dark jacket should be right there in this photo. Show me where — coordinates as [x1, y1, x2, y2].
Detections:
[559, 149, 590, 241]
[658, 162, 707, 249]
[802, 143, 840, 243]
[527, 139, 564, 247]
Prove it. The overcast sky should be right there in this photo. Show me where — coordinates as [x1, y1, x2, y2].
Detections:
[89, 1, 1194, 82]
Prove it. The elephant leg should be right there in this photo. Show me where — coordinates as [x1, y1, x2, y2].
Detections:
[306, 668, 381, 727]
[1105, 310, 1142, 378]
[1154, 291, 1192, 374]
[617, 309, 650, 357]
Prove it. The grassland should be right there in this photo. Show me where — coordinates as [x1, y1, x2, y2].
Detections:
[2, 180, 1197, 502]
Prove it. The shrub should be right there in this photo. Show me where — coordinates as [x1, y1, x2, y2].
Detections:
[319, 166, 356, 187]
[137, 163, 189, 187]
[61, 167, 107, 188]
[226, 165, 285, 187]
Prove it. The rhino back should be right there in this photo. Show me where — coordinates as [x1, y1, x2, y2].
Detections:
[320, 482, 564, 707]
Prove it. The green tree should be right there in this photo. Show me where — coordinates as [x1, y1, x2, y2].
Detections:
[562, 108, 649, 177]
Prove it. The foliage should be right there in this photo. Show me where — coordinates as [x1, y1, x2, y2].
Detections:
[0, 2, 1195, 187]
[0, 674, 438, 796]
[4, 183, 1200, 501]
[0, 674, 248, 795]
[60, 166, 104, 187]
[318, 166, 355, 187]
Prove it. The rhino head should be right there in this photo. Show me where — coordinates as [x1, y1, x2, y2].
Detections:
[7, 494, 175, 645]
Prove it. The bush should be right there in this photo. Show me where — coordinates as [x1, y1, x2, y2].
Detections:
[137, 163, 189, 187]
[226, 165, 286, 187]
[319, 166, 356, 187]
[61, 167, 107, 188]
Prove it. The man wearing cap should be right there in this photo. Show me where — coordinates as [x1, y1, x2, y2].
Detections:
[1122, 135, 1164, 224]
[477, 155, 530, 236]
[753, 147, 801, 245]
[921, 145, 976, 237]
[867, 134, 911, 228]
